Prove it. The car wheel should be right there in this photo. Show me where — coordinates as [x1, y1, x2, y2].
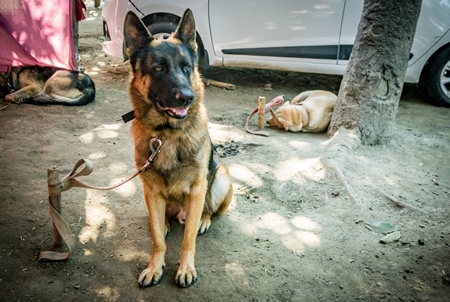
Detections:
[146, 22, 207, 68]
[147, 22, 177, 41]
[424, 47, 450, 107]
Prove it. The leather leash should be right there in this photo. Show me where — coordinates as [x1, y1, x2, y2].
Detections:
[245, 95, 284, 137]
[39, 138, 162, 261]
[245, 95, 311, 136]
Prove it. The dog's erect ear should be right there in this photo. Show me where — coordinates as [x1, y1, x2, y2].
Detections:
[123, 11, 152, 59]
[173, 9, 197, 52]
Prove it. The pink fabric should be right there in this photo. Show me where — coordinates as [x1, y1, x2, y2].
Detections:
[261, 95, 285, 114]
[0, 0, 77, 72]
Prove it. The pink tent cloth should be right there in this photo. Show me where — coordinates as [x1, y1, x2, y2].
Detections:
[0, 0, 77, 72]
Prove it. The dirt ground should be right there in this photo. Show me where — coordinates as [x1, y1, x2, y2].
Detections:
[1, 3, 449, 301]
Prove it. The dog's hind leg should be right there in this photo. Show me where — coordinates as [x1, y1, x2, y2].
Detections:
[165, 202, 185, 235]
[5, 84, 42, 103]
[32, 71, 95, 106]
[291, 90, 313, 104]
[198, 164, 233, 234]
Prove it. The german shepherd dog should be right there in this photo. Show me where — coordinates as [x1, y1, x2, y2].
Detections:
[123, 9, 233, 287]
[0, 66, 95, 105]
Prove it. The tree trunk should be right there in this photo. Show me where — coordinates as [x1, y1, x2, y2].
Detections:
[327, 0, 422, 145]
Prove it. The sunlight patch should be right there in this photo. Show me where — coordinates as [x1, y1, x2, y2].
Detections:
[112, 178, 137, 197]
[228, 164, 263, 187]
[281, 233, 306, 254]
[208, 122, 247, 142]
[88, 151, 107, 160]
[109, 162, 130, 174]
[243, 212, 292, 235]
[225, 262, 250, 290]
[295, 230, 321, 247]
[78, 191, 116, 244]
[80, 132, 94, 144]
[288, 140, 310, 148]
[290, 216, 321, 231]
[274, 158, 320, 181]
[115, 247, 151, 262]
[96, 286, 120, 300]
[96, 130, 118, 139]
[281, 230, 321, 254]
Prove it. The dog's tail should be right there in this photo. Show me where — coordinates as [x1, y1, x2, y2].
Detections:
[28, 73, 96, 106]
[291, 90, 314, 104]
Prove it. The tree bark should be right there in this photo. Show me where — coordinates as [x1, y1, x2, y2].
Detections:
[327, 0, 422, 145]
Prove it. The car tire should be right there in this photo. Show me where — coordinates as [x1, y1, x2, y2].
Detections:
[146, 22, 206, 68]
[147, 22, 178, 41]
[424, 47, 450, 107]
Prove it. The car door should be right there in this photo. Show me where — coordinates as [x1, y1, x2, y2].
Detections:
[209, 0, 347, 69]
[337, 0, 363, 66]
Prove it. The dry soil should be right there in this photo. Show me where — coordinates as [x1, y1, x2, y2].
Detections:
[0, 3, 449, 301]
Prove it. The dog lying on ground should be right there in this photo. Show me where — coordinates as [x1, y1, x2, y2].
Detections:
[123, 9, 233, 288]
[0, 65, 95, 105]
[266, 90, 337, 132]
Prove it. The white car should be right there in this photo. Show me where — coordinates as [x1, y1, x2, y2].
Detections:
[101, 0, 450, 107]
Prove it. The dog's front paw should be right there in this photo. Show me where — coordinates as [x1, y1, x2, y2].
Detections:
[175, 262, 197, 287]
[5, 94, 24, 104]
[138, 264, 165, 287]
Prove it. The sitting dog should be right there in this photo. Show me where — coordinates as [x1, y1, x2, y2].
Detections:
[123, 9, 233, 288]
[0, 65, 95, 105]
[266, 90, 336, 132]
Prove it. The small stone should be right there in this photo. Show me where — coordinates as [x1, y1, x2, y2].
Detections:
[379, 231, 401, 244]
[263, 83, 272, 91]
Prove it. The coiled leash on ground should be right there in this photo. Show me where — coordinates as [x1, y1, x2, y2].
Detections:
[39, 138, 162, 261]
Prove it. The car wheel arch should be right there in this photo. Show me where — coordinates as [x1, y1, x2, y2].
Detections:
[140, 13, 207, 68]
[421, 43, 450, 107]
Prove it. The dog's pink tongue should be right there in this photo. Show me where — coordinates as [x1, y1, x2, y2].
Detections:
[174, 107, 189, 116]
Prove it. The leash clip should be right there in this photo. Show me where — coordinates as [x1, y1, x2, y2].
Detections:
[139, 138, 162, 172]
[148, 138, 162, 163]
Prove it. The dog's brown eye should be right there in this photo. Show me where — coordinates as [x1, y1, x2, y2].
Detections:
[184, 65, 191, 71]
[154, 66, 162, 72]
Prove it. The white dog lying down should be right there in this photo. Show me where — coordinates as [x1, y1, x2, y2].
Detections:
[266, 90, 337, 132]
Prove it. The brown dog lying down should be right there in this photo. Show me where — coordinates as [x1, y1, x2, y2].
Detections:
[0, 65, 95, 105]
[266, 90, 337, 132]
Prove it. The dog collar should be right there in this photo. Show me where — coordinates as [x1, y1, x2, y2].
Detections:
[121, 110, 135, 123]
[295, 104, 309, 128]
